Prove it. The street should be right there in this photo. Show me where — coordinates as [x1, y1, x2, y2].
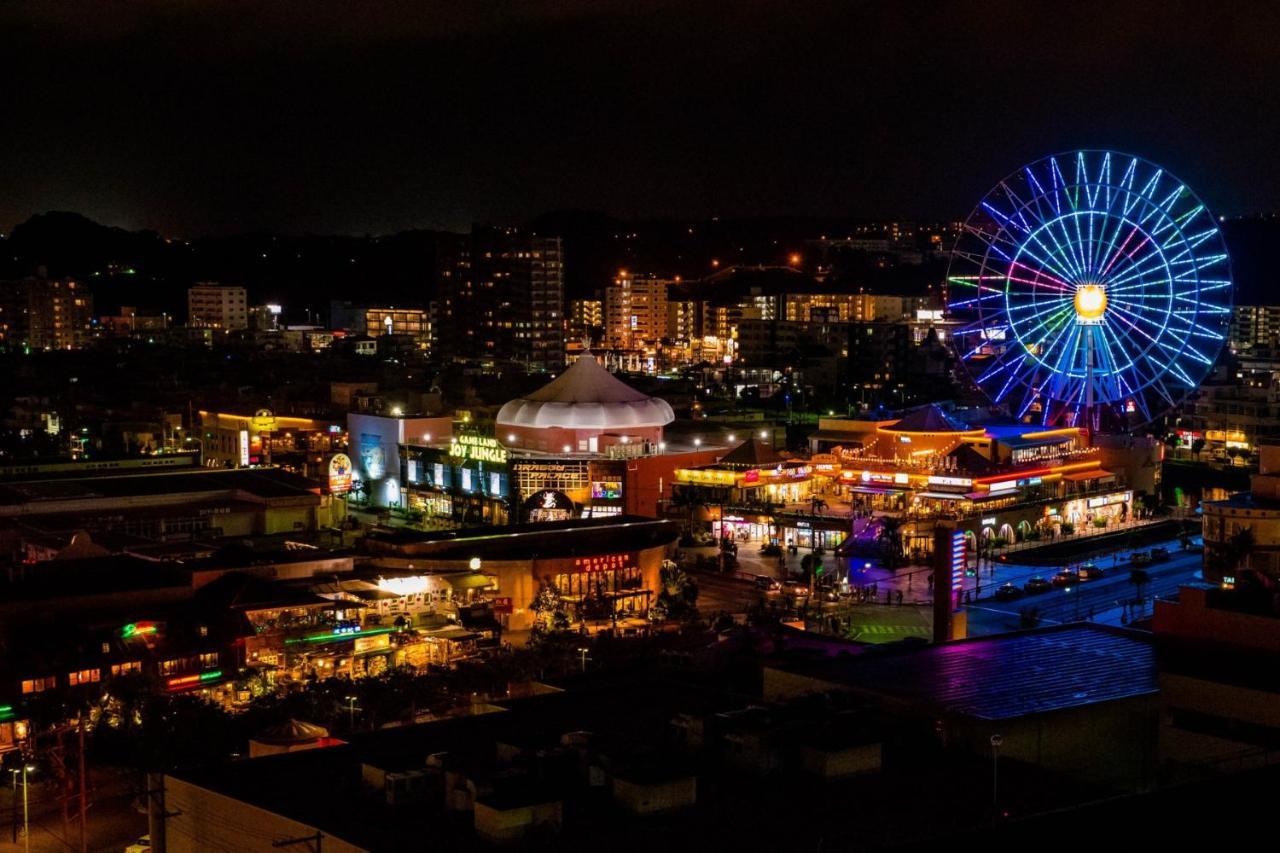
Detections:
[688, 531, 1205, 642]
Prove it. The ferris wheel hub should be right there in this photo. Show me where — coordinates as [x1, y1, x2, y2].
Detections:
[1073, 283, 1107, 324]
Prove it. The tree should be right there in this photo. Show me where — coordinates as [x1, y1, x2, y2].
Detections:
[1191, 437, 1206, 459]
[1129, 568, 1151, 612]
[877, 516, 905, 570]
[1228, 526, 1256, 574]
[652, 561, 699, 622]
[530, 578, 571, 636]
[668, 487, 707, 542]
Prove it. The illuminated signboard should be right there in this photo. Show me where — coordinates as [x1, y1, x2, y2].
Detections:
[1017, 476, 1042, 487]
[929, 475, 974, 488]
[354, 634, 391, 654]
[988, 480, 1016, 492]
[981, 516, 997, 526]
[950, 531, 966, 600]
[449, 434, 508, 464]
[894, 472, 910, 485]
[1087, 491, 1132, 509]
[328, 453, 353, 495]
[591, 481, 622, 500]
[572, 553, 636, 573]
[238, 430, 250, 467]
[744, 469, 760, 484]
[167, 670, 223, 690]
[251, 408, 276, 433]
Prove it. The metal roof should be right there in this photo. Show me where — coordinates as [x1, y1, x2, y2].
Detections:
[782, 624, 1156, 721]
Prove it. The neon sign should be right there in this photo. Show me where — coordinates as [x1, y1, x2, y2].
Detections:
[449, 434, 508, 464]
[166, 670, 223, 690]
[950, 531, 966, 603]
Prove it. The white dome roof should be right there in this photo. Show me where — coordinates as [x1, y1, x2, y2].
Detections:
[496, 355, 675, 430]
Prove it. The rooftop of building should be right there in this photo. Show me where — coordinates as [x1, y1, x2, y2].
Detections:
[0, 466, 322, 507]
[361, 514, 680, 561]
[496, 353, 675, 430]
[768, 623, 1157, 720]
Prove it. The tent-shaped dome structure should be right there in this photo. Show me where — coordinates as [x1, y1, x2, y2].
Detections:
[497, 354, 674, 431]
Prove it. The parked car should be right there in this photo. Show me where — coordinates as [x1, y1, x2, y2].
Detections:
[1023, 576, 1053, 595]
[1050, 570, 1077, 588]
[1151, 546, 1170, 562]
[753, 575, 781, 592]
[782, 580, 810, 597]
[994, 582, 1024, 601]
[1078, 562, 1104, 580]
[1129, 551, 1152, 566]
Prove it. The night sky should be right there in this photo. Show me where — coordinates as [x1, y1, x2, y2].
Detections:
[2, 0, 1278, 236]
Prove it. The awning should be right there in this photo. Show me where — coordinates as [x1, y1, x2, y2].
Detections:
[1063, 470, 1114, 481]
[966, 489, 1018, 500]
[916, 491, 971, 500]
[443, 573, 497, 591]
[345, 588, 400, 602]
[849, 486, 905, 495]
[426, 627, 481, 642]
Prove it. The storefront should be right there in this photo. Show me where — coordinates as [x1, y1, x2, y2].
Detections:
[401, 438, 512, 525]
[510, 458, 627, 522]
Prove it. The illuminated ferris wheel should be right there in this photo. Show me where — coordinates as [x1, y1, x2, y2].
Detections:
[947, 150, 1232, 428]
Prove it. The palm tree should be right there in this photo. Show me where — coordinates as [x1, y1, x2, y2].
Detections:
[668, 487, 707, 541]
[877, 516, 905, 570]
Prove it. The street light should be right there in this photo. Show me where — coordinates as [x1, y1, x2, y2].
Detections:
[17, 763, 34, 852]
[345, 696, 360, 730]
[469, 556, 482, 571]
[577, 647, 590, 673]
[990, 734, 1003, 810]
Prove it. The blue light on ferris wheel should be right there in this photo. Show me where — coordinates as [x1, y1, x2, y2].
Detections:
[946, 150, 1232, 427]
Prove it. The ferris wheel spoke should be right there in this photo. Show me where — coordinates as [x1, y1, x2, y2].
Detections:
[949, 151, 1229, 425]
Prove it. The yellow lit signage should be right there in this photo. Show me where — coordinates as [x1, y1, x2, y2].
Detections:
[449, 434, 508, 464]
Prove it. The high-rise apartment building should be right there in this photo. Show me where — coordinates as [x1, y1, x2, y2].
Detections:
[366, 307, 430, 349]
[1232, 305, 1280, 352]
[567, 299, 603, 345]
[188, 283, 248, 330]
[437, 227, 564, 373]
[605, 274, 670, 349]
[0, 277, 95, 351]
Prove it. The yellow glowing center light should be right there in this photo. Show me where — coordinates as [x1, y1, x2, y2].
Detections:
[1073, 283, 1107, 321]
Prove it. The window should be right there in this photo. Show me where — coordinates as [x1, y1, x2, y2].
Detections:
[199, 652, 219, 670]
[68, 669, 100, 687]
[21, 676, 55, 694]
[111, 662, 142, 677]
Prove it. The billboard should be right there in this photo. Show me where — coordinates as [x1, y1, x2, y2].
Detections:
[328, 453, 353, 495]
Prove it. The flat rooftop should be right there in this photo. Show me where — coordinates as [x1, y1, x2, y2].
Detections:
[771, 623, 1157, 720]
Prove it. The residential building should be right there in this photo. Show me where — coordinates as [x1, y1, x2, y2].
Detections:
[605, 274, 671, 349]
[0, 277, 95, 350]
[567, 298, 603, 345]
[365, 307, 430, 350]
[187, 283, 248, 330]
[1231, 304, 1280, 352]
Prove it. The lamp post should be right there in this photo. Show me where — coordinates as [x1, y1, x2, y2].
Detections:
[345, 696, 360, 730]
[577, 647, 590, 673]
[20, 763, 33, 852]
[990, 734, 1003, 812]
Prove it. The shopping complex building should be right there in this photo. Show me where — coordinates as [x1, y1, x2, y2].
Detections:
[672, 404, 1162, 559]
[352, 353, 719, 526]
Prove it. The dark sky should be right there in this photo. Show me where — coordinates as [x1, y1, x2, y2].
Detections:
[2, 0, 1278, 236]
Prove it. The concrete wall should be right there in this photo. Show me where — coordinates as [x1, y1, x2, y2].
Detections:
[162, 775, 366, 852]
[611, 775, 697, 814]
[473, 799, 562, 843]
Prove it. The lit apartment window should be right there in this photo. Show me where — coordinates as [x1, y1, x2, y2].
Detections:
[68, 669, 101, 687]
[199, 652, 219, 670]
[21, 676, 56, 694]
[111, 662, 143, 677]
